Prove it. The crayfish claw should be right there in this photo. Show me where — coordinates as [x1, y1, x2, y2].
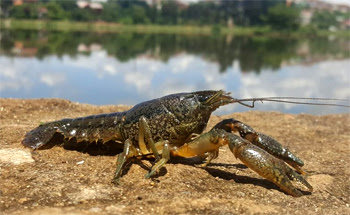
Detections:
[230, 142, 313, 197]
[285, 166, 313, 192]
[212, 118, 306, 175]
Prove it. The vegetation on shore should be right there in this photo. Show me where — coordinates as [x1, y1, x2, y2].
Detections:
[1, 19, 349, 38]
[0, 19, 260, 35]
[1, 0, 349, 38]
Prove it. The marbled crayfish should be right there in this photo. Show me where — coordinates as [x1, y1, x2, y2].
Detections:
[22, 90, 349, 197]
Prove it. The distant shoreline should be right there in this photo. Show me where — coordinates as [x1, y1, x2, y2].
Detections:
[1, 19, 349, 38]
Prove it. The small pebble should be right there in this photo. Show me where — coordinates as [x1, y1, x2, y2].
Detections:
[18, 198, 28, 203]
[89, 207, 102, 212]
[76, 160, 84, 165]
[237, 191, 246, 197]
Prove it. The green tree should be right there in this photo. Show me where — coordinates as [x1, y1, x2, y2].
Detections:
[11, 4, 38, 19]
[262, 4, 301, 30]
[71, 8, 94, 21]
[184, 2, 221, 25]
[311, 11, 338, 29]
[46, 2, 66, 20]
[10, 5, 27, 19]
[241, 0, 280, 26]
[101, 2, 120, 22]
[131, 5, 149, 24]
[160, 0, 179, 25]
[1, 0, 13, 18]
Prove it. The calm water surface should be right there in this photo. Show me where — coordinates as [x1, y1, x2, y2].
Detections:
[1, 30, 349, 115]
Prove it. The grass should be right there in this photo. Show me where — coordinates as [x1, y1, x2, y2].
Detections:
[1, 19, 349, 38]
[0, 19, 216, 35]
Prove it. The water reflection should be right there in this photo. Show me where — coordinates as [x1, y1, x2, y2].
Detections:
[0, 30, 349, 115]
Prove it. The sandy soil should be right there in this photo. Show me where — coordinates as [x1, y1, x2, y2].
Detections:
[0, 98, 349, 215]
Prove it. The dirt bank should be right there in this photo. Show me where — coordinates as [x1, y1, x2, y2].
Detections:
[0, 98, 349, 215]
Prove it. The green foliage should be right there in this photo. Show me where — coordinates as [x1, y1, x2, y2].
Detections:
[11, 4, 38, 19]
[0, 0, 13, 17]
[2, 1, 294, 27]
[311, 11, 338, 29]
[101, 2, 120, 22]
[46, 2, 67, 20]
[119, 17, 133, 25]
[55, 0, 77, 11]
[131, 5, 149, 24]
[4, 0, 347, 33]
[299, 25, 318, 36]
[184, 2, 221, 25]
[211, 24, 222, 36]
[159, 1, 179, 25]
[262, 4, 301, 31]
[70, 8, 94, 21]
[10, 5, 27, 19]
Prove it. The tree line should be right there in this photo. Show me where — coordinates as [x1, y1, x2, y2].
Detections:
[2, 29, 349, 72]
[1, 0, 348, 31]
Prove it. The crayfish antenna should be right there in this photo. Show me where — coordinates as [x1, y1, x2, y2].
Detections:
[232, 97, 350, 108]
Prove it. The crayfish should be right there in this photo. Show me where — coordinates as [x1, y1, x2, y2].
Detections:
[22, 90, 349, 197]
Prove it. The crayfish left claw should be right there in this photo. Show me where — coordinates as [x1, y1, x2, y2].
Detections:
[229, 140, 313, 197]
[213, 118, 306, 175]
[252, 133, 306, 175]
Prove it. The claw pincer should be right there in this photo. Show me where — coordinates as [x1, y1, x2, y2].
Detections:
[228, 138, 313, 197]
[232, 142, 312, 197]
[22, 90, 314, 196]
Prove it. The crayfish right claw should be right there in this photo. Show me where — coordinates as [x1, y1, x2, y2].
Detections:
[230, 142, 313, 197]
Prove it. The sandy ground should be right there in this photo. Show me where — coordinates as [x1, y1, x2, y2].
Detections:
[0, 98, 349, 215]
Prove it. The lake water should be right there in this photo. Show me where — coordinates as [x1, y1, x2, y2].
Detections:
[0, 30, 349, 115]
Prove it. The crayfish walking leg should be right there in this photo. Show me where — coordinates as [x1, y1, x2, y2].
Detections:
[113, 116, 171, 183]
[138, 116, 171, 178]
[144, 140, 170, 179]
[171, 127, 313, 197]
[113, 139, 134, 184]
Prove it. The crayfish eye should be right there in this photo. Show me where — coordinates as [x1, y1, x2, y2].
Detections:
[197, 92, 219, 104]
[239, 131, 247, 137]
[197, 95, 211, 103]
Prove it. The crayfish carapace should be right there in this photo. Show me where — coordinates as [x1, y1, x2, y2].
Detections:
[22, 90, 349, 197]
